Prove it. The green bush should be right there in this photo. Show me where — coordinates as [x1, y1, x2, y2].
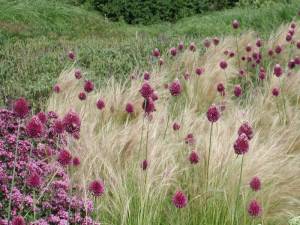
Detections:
[92, 0, 238, 24]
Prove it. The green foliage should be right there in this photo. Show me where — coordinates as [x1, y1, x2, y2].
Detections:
[237, 0, 290, 7]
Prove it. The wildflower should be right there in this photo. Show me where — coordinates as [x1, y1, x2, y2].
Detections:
[58, 149, 72, 166]
[172, 191, 187, 208]
[139, 82, 154, 98]
[178, 41, 184, 50]
[26, 116, 44, 138]
[217, 83, 225, 96]
[13, 98, 29, 118]
[273, 64, 283, 77]
[268, 49, 274, 57]
[96, 98, 105, 110]
[12, 216, 26, 225]
[259, 69, 266, 80]
[125, 102, 134, 114]
[295, 56, 300, 65]
[297, 41, 300, 49]
[272, 87, 280, 97]
[169, 79, 182, 96]
[232, 19, 240, 29]
[239, 69, 245, 77]
[229, 51, 235, 58]
[248, 200, 262, 217]
[203, 38, 211, 48]
[212, 37, 220, 46]
[75, 69, 82, 79]
[144, 71, 150, 80]
[152, 48, 160, 57]
[26, 173, 42, 188]
[142, 98, 155, 114]
[185, 133, 195, 145]
[238, 122, 253, 140]
[151, 92, 159, 101]
[234, 133, 249, 155]
[53, 84, 61, 93]
[170, 47, 177, 57]
[73, 157, 80, 166]
[245, 44, 252, 52]
[234, 85, 242, 97]
[219, 60, 228, 70]
[275, 45, 282, 54]
[288, 60, 296, 69]
[89, 180, 105, 197]
[141, 159, 148, 170]
[286, 34, 292, 42]
[84, 80, 94, 93]
[249, 176, 261, 192]
[37, 112, 47, 124]
[158, 58, 164, 66]
[256, 39, 262, 47]
[53, 119, 65, 134]
[68, 51, 75, 60]
[206, 104, 220, 123]
[189, 151, 199, 164]
[189, 42, 196, 52]
[78, 92, 87, 101]
[195, 67, 205, 76]
[63, 110, 81, 134]
[173, 122, 180, 131]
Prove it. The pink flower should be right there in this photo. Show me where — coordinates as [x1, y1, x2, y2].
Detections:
[185, 133, 195, 145]
[206, 104, 220, 123]
[26, 116, 44, 138]
[37, 112, 47, 124]
[73, 157, 80, 166]
[234, 85, 242, 97]
[203, 38, 211, 48]
[139, 82, 154, 98]
[143, 71, 150, 80]
[142, 98, 155, 114]
[125, 102, 134, 114]
[219, 60, 228, 70]
[84, 80, 94, 93]
[89, 180, 105, 197]
[173, 122, 180, 131]
[286, 34, 292, 42]
[272, 87, 280, 97]
[53, 84, 61, 93]
[189, 42, 196, 52]
[295, 56, 300, 65]
[96, 99, 105, 110]
[275, 45, 282, 54]
[75, 69, 82, 79]
[212, 37, 219, 46]
[152, 48, 160, 57]
[259, 68, 266, 80]
[12, 216, 25, 225]
[58, 149, 72, 166]
[288, 60, 296, 69]
[172, 191, 187, 208]
[170, 47, 177, 56]
[238, 122, 253, 140]
[248, 200, 262, 217]
[26, 173, 42, 188]
[256, 39, 262, 47]
[273, 64, 283, 77]
[178, 41, 184, 50]
[53, 119, 65, 134]
[245, 44, 252, 52]
[68, 51, 75, 60]
[217, 83, 225, 96]
[232, 19, 240, 29]
[13, 98, 29, 118]
[234, 133, 249, 155]
[169, 79, 182, 96]
[63, 110, 81, 134]
[78, 92, 87, 101]
[141, 159, 148, 170]
[249, 176, 261, 192]
[189, 151, 199, 164]
[268, 49, 274, 57]
[195, 67, 205, 76]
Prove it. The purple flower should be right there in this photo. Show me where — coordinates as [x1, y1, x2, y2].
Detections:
[63, 110, 81, 134]
[53, 84, 61, 93]
[26, 116, 44, 138]
[213, 37, 220, 46]
[143, 71, 150, 80]
[142, 98, 155, 114]
[189, 151, 199, 164]
[249, 176, 261, 192]
[12, 216, 25, 225]
[169, 79, 182, 96]
[206, 104, 220, 123]
[170, 47, 177, 57]
[141, 159, 148, 170]
[152, 48, 160, 57]
[78, 92, 87, 101]
[273, 64, 283, 77]
[234, 133, 249, 155]
[84, 80, 94, 93]
[75, 69, 82, 79]
[195, 67, 205, 76]
[96, 98, 105, 110]
[178, 41, 184, 50]
[139, 82, 154, 99]
[238, 122, 253, 140]
[234, 85, 242, 97]
[26, 173, 42, 188]
[89, 180, 105, 197]
[248, 200, 262, 217]
[272, 87, 280, 97]
[125, 102, 134, 114]
[13, 98, 29, 118]
[232, 19, 240, 29]
[58, 149, 72, 166]
[173, 122, 180, 131]
[189, 42, 196, 52]
[172, 191, 187, 208]
[219, 60, 228, 70]
[68, 51, 75, 60]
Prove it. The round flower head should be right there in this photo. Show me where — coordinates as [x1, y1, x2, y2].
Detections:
[213, 37, 220, 46]
[219, 60, 228, 70]
[12, 216, 26, 225]
[96, 98, 105, 110]
[151, 92, 159, 101]
[195, 67, 205, 76]
[272, 87, 280, 97]
[53, 119, 64, 134]
[249, 176, 261, 192]
[275, 45, 282, 54]
[229, 51, 235, 58]
[273, 64, 283, 77]
[58, 149, 72, 166]
[26, 116, 44, 138]
[245, 44, 252, 52]
[170, 47, 177, 57]
[152, 48, 160, 57]
[203, 38, 211, 48]
[286, 34, 292, 42]
[189, 151, 199, 164]
[185, 133, 195, 145]
[37, 111, 47, 124]
[217, 83, 225, 95]
[139, 82, 154, 98]
[288, 60, 296, 69]
[158, 58, 164, 66]
[172, 191, 187, 208]
[53, 84, 61, 93]
[89, 180, 105, 197]
[184, 71, 190, 80]
[78, 92, 87, 101]
[13, 97, 29, 118]
[178, 41, 184, 50]
[234, 85, 242, 97]
[68, 51, 75, 60]
[248, 200, 262, 217]
[125, 102, 134, 114]
[232, 19, 240, 29]
[259, 69, 266, 80]
[26, 173, 42, 188]
[73, 157, 81, 166]
[142, 98, 155, 114]
[74, 69, 82, 79]
[143, 71, 150, 80]
[234, 133, 249, 155]
[206, 104, 220, 123]
[169, 79, 182, 96]
[63, 110, 81, 134]
[141, 159, 148, 170]
[84, 80, 94, 93]
[256, 38, 262, 47]
[189, 42, 196, 52]
[238, 122, 253, 140]
[291, 22, 296, 29]
[173, 122, 180, 131]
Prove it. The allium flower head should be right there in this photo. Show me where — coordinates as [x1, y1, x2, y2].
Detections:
[256, 38, 262, 47]
[73, 157, 80, 166]
[249, 176, 261, 192]
[13, 98, 29, 118]
[275, 45, 282, 54]
[84, 80, 94, 93]
[75, 69, 82, 79]
[272, 87, 280, 97]
[213, 37, 220, 46]
[139, 82, 154, 98]
[297, 41, 300, 49]
[53, 119, 64, 134]
[185, 133, 195, 145]
[26, 173, 42, 188]
[178, 41, 184, 50]
[158, 58, 164, 66]
[169, 79, 182, 96]
[37, 111, 47, 124]
[143, 71, 150, 80]
[195, 67, 205, 76]
[89, 180, 105, 197]
[172, 191, 187, 208]
[217, 83, 225, 95]
[125, 102, 134, 114]
[142, 98, 155, 114]
[268, 49, 274, 57]
[234, 85, 242, 97]
[238, 122, 253, 140]
[295, 56, 300, 65]
[141, 159, 148, 170]
[288, 60, 296, 69]
[248, 200, 262, 217]
[206, 104, 220, 123]
[189, 42, 196, 52]
[170, 47, 177, 57]
[203, 38, 211, 48]
[245, 44, 252, 52]
[286, 34, 292, 42]
[96, 98, 105, 110]
[151, 92, 159, 101]
[63, 110, 81, 134]
[26, 116, 44, 138]
[219, 60, 228, 70]
[68, 51, 75, 60]
[173, 122, 180, 131]
[53, 84, 61, 93]
[189, 151, 199, 164]
[259, 69, 266, 80]
[273, 64, 283, 77]
[234, 133, 249, 155]
[78, 92, 87, 101]
[152, 48, 160, 57]
[12, 216, 26, 225]
[232, 19, 240, 29]
[58, 149, 72, 166]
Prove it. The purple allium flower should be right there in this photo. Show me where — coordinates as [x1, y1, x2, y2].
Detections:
[63, 110, 81, 134]
[172, 191, 187, 208]
[273, 64, 283, 77]
[286, 34, 292, 42]
[53, 84, 61, 93]
[143, 71, 150, 80]
[173, 122, 180, 131]
[53, 119, 64, 134]
[139, 82, 154, 98]
[248, 200, 262, 217]
[37, 111, 47, 124]
[78, 92, 87, 101]
[295, 56, 300, 65]
[26, 173, 42, 188]
[256, 38, 262, 47]
[68, 51, 75, 60]
[141, 159, 148, 170]
[239, 69, 245, 77]
[291, 22, 296, 29]
[206, 104, 220, 123]
[84, 80, 94, 93]
[178, 41, 184, 50]
[245, 44, 252, 52]
[189, 151, 199, 164]
[249, 176, 261, 192]
[189, 42, 196, 52]
[230, 52, 235, 57]
[234, 133, 249, 155]
[232, 19, 240, 29]
[275, 45, 282, 54]
[152, 48, 160, 57]
[185, 133, 195, 145]
[195, 67, 205, 76]
[73, 157, 80, 166]
[170, 47, 177, 57]
[125, 102, 134, 114]
[58, 149, 72, 166]
[217, 83, 225, 96]
[288, 60, 296, 69]
[169, 79, 182, 96]
[13, 98, 29, 118]
[96, 98, 105, 110]
[203, 38, 211, 48]
[26, 116, 44, 138]
[268, 49, 274, 57]
[219, 60, 228, 70]
[213, 37, 220, 46]
[74, 69, 82, 79]
[259, 68, 266, 80]
[12, 216, 25, 225]
[142, 98, 155, 114]
[272, 87, 280, 97]
[158, 58, 164, 66]
[238, 122, 253, 140]
[89, 180, 105, 197]
[234, 85, 242, 97]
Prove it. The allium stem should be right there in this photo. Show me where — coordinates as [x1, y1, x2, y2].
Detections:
[206, 122, 213, 192]
[144, 119, 150, 184]
[235, 35, 241, 70]
[279, 78, 288, 124]
[233, 155, 244, 224]
[7, 119, 21, 221]
[138, 103, 146, 160]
